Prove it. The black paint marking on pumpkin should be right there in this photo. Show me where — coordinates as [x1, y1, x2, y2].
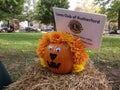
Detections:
[47, 61, 61, 69]
[50, 53, 57, 61]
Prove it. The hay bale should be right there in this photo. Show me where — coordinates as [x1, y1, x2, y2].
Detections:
[7, 60, 112, 90]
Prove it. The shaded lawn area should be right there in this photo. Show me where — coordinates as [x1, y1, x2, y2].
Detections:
[0, 33, 42, 81]
[0, 33, 120, 90]
[88, 35, 120, 90]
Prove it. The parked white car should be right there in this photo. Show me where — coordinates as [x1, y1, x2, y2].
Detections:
[117, 30, 120, 34]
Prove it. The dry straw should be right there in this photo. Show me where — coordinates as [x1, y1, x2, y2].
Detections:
[7, 60, 112, 90]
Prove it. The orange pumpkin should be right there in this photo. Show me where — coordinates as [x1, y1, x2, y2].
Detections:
[36, 32, 89, 74]
[43, 43, 74, 74]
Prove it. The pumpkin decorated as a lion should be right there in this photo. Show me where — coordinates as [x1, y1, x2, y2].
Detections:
[36, 31, 89, 74]
[7, 31, 111, 90]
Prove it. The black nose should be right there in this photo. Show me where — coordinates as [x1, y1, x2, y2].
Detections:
[50, 53, 57, 61]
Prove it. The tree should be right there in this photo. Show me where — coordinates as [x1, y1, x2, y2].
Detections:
[74, 0, 100, 13]
[107, 0, 120, 29]
[0, 0, 25, 25]
[94, 0, 120, 29]
[23, 0, 37, 26]
[94, 0, 111, 14]
[34, 0, 69, 25]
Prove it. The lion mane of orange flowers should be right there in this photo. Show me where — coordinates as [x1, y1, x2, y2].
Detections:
[36, 31, 89, 74]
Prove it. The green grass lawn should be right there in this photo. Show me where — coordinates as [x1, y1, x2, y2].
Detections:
[90, 35, 120, 71]
[89, 35, 120, 66]
[0, 33, 42, 53]
[0, 33, 43, 81]
[0, 33, 120, 90]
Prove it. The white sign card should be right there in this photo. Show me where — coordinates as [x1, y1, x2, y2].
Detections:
[53, 8, 107, 50]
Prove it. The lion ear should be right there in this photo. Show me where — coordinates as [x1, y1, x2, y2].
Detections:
[45, 34, 50, 44]
[42, 33, 50, 44]
[46, 39, 50, 45]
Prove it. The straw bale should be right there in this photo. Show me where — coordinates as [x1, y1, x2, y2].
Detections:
[7, 60, 112, 90]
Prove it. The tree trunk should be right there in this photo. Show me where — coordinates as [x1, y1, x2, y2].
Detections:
[53, 19, 56, 31]
[108, 21, 111, 33]
[7, 20, 9, 27]
[118, 9, 120, 29]
[27, 18, 29, 27]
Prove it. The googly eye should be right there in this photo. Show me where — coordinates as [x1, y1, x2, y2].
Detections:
[56, 48, 61, 52]
[48, 45, 53, 51]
